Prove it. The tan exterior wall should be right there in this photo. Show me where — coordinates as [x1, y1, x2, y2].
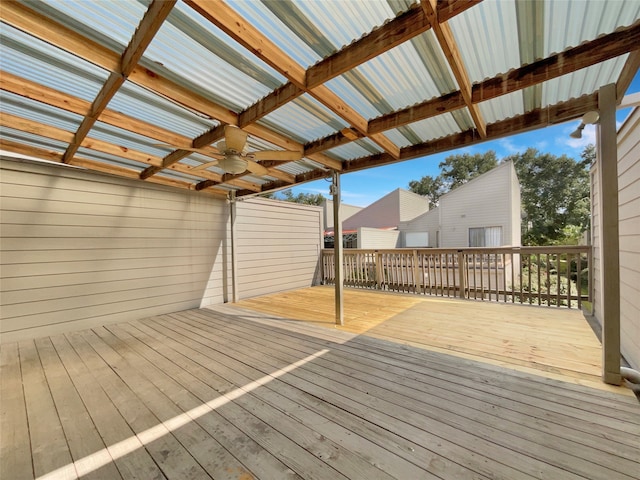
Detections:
[0, 158, 322, 342]
[356, 227, 400, 249]
[592, 107, 640, 369]
[235, 198, 322, 299]
[342, 188, 428, 231]
[322, 200, 362, 232]
[398, 209, 440, 247]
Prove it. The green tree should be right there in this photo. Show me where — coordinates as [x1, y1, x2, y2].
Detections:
[408, 175, 444, 208]
[507, 147, 591, 245]
[262, 189, 325, 205]
[439, 151, 498, 189]
[408, 151, 498, 206]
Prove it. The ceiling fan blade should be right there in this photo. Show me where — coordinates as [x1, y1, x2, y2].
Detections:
[245, 159, 269, 176]
[224, 125, 248, 152]
[191, 159, 219, 172]
[252, 150, 302, 161]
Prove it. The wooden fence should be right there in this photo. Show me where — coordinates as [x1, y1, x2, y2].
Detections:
[321, 246, 591, 309]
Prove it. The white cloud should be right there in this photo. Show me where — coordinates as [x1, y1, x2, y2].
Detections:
[497, 138, 525, 155]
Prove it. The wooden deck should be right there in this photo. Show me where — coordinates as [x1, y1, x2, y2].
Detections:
[2, 301, 639, 479]
[237, 286, 634, 395]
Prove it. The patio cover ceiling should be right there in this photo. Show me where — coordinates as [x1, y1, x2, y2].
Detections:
[1, 0, 639, 198]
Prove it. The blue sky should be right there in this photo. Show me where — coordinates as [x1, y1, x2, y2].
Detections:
[290, 72, 640, 207]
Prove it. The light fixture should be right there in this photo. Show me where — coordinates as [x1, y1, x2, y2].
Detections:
[569, 111, 600, 139]
[217, 154, 248, 174]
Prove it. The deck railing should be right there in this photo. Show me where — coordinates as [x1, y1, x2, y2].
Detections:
[321, 246, 591, 309]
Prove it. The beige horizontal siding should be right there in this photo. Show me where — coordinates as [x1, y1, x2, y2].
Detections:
[235, 198, 322, 299]
[1, 159, 323, 342]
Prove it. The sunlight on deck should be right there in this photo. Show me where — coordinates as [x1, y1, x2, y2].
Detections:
[237, 286, 633, 396]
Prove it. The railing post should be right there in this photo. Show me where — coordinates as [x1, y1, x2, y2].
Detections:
[457, 250, 466, 299]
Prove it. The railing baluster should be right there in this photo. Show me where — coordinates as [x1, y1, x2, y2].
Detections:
[321, 246, 590, 309]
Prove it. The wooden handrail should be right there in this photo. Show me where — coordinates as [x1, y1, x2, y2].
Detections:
[321, 246, 591, 309]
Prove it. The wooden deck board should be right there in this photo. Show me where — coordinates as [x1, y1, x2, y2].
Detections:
[1, 295, 638, 480]
[236, 286, 634, 394]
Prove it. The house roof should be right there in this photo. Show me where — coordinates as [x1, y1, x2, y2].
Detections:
[1, 1, 639, 198]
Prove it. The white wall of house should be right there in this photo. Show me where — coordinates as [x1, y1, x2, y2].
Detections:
[356, 227, 400, 249]
[592, 106, 640, 370]
[342, 188, 429, 231]
[400, 161, 520, 248]
[0, 158, 322, 342]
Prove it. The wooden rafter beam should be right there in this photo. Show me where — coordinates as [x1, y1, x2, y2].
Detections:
[238, 83, 304, 128]
[368, 90, 466, 134]
[236, 1, 476, 132]
[304, 129, 363, 157]
[185, 0, 399, 159]
[473, 20, 640, 103]
[62, 0, 176, 163]
[617, 49, 640, 102]
[1, 1, 318, 176]
[422, 0, 486, 138]
[305, 4, 431, 89]
[346, 93, 599, 173]
[1, 112, 162, 166]
[0, 139, 228, 197]
[437, 0, 483, 23]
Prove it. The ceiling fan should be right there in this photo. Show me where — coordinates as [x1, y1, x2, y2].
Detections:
[155, 125, 302, 175]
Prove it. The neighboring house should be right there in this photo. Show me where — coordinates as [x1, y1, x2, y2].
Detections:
[325, 188, 430, 248]
[399, 161, 521, 248]
[591, 105, 640, 371]
[321, 199, 362, 233]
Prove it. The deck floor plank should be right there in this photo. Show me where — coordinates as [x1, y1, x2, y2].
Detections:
[191, 308, 640, 475]
[185, 309, 637, 480]
[65, 330, 211, 480]
[140, 314, 492, 480]
[0, 343, 34, 480]
[236, 287, 625, 391]
[212, 304, 640, 453]
[131, 317, 389, 480]
[49, 333, 166, 480]
[18, 339, 75, 479]
[34, 337, 123, 480]
[2, 289, 639, 480]
[105, 321, 304, 480]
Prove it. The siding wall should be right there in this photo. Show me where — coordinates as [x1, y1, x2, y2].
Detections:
[592, 107, 640, 369]
[357, 227, 400, 249]
[398, 209, 440, 247]
[342, 188, 429, 231]
[0, 158, 322, 342]
[322, 200, 362, 232]
[235, 198, 322, 299]
[399, 162, 520, 248]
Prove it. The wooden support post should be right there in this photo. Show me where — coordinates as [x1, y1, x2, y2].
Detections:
[229, 190, 239, 303]
[597, 83, 621, 385]
[332, 171, 344, 326]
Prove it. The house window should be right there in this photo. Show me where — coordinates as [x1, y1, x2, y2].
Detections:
[469, 226, 502, 247]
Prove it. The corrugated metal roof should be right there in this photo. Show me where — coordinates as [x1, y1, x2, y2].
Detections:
[1, 0, 638, 196]
[0, 91, 83, 132]
[0, 23, 109, 102]
[109, 82, 219, 139]
[260, 94, 348, 143]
